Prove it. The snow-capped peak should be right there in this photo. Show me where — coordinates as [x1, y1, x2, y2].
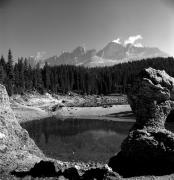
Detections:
[112, 38, 122, 44]
[134, 43, 144, 47]
[34, 51, 46, 61]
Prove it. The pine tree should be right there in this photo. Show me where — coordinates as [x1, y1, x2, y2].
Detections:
[43, 62, 51, 90]
[33, 63, 44, 93]
[24, 58, 32, 91]
[18, 58, 25, 92]
[6, 49, 14, 95]
[7, 49, 14, 80]
[0, 55, 6, 68]
[0, 55, 6, 84]
[14, 63, 20, 94]
[0, 65, 5, 84]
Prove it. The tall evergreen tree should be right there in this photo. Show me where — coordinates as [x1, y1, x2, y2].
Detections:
[33, 63, 44, 93]
[7, 49, 14, 80]
[6, 49, 14, 95]
[43, 62, 51, 90]
[0, 65, 5, 84]
[0, 55, 6, 68]
[0, 55, 6, 84]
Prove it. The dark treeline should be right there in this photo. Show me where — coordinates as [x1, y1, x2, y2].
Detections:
[1, 49, 174, 96]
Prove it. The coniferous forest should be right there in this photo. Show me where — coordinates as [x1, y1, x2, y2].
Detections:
[1, 49, 174, 96]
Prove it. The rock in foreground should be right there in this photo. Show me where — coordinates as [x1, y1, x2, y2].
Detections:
[0, 84, 44, 173]
[109, 67, 174, 177]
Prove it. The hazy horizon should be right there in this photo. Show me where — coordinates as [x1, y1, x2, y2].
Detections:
[0, 0, 174, 60]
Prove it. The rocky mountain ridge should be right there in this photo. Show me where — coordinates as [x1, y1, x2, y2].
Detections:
[31, 40, 169, 67]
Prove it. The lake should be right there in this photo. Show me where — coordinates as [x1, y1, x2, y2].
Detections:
[21, 117, 174, 163]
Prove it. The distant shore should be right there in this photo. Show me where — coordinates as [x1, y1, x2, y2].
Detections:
[10, 93, 133, 123]
[14, 104, 134, 123]
[54, 104, 132, 117]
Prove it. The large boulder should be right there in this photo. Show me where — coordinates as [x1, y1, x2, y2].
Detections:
[0, 84, 44, 173]
[108, 67, 174, 177]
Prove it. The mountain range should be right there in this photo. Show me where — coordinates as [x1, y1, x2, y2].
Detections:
[29, 40, 169, 67]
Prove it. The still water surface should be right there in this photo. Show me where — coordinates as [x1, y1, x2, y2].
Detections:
[21, 117, 133, 163]
[21, 117, 174, 163]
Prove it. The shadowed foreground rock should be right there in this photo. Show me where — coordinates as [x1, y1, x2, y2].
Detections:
[108, 67, 174, 177]
[11, 160, 121, 180]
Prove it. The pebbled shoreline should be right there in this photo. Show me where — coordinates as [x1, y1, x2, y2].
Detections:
[10, 93, 132, 123]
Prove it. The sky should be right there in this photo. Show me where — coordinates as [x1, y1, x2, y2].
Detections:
[0, 0, 174, 60]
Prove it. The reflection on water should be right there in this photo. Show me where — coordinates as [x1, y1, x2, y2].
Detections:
[21, 117, 133, 163]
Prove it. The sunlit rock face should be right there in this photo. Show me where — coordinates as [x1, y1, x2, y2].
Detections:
[129, 67, 174, 129]
[0, 84, 44, 173]
[108, 68, 174, 177]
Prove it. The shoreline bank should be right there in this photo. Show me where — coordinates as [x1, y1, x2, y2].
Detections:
[12, 103, 133, 123]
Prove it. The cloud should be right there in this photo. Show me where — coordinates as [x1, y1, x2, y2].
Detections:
[112, 38, 121, 44]
[134, 43, 143, 47]
[124, 35, 143, 46]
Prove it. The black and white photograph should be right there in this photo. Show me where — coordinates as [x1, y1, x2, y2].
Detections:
[0, 0, 174, 179]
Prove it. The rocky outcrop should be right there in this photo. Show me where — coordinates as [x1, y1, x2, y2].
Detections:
[109, 67, 174, 177]
[11, 160, 121, 180]
[0, 84, 44, 173]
